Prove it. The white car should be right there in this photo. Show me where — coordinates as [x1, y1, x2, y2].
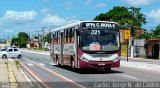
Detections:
[0, 48, 22, 59]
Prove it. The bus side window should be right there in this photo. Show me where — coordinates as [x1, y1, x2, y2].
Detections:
[55, 32, 57, 44]
[58, 31, 60, 44]
[64, 30, 66, 43]
[67, 29, 71, 43]
[71, 28, 74, 43]
[52, 34, 55, 44]
[66, 29, 68, 43]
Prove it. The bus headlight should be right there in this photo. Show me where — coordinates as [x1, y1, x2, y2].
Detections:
[80, 56, 89, 62]
[113, 57, 119, 62]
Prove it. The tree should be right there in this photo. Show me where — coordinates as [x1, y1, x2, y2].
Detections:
[94, 6, 146, 28]
[138, 24, 160, 39]
[152, 24, 160, 38]
[11, 37, 19, 46]
[43, 33, 51, 43]
[17, 32, 29, 48]
[138, 32, 151, 39]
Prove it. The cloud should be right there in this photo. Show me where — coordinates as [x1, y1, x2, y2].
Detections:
[41, 14, 79, 26]
[0, 10, 38, 33]
[64, 1, 73, 9]
[0, 10, 40, 39]
[5, 29, 13, 33]
[42, 14, 66, 26]
[0, 10, 79, 39]
[122, 0, 160, 6]
[3, 10, 37, 20]
[85, 0, 92, 5]
[95, 3, 106, 8]
[148, 9, 160, 21]
[40, 8, 51, 14]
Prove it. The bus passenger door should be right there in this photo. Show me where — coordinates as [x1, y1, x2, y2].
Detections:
[74, 30, 79, 68]
[51, 33, 55, 62]
[60, 32, 64, 65]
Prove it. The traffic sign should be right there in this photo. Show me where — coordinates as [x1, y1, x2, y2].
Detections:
[124, 30, 130, 39]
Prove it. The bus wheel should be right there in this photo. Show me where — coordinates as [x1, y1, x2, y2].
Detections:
[71, 60, 76, 71]
[56, 58, 60, 67]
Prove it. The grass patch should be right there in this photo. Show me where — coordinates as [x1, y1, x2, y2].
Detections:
[31, 47, 49, 51]
[15, 60, 20, 69]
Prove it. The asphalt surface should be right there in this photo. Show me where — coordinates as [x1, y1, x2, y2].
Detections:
[20, 51, 160, 88]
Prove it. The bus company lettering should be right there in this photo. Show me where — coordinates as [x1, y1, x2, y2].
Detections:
[85, 23, 116, 28]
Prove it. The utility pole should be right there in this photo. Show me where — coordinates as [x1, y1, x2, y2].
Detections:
[128, 7, 141, 58]
[36, 31, 40, 48]
[28, 32, 31, 43]
[41, 27, 46, 48]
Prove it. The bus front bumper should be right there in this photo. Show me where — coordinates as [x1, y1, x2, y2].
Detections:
[79, 58, 120, 69]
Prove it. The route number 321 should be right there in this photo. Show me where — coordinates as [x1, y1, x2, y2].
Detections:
[91, 30, 100, 35]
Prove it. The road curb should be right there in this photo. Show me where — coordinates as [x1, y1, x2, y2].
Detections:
[7, 59, 17, 88]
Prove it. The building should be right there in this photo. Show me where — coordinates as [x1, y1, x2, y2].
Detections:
[0, 39, 11, 48]
[29, 37, 39, 48]
[145, 39, 160, 59]
[119, 27, 145, 43]
[120, 27, 145, 57]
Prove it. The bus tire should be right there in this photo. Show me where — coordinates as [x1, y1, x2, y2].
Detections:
[56, 56, 60, 67]
[70, 56, 75, 71]
[71, 60, 75, 71]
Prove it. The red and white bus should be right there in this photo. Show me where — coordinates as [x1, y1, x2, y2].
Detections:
[50, 21, 120, 71]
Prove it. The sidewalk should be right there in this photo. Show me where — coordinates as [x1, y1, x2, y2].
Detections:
[9, 59, 32, 88]
[0, 59, 9, 82]
[121, 56, 160, 72]
[0, 58, 32, 88]
[121, 56, 160, 65]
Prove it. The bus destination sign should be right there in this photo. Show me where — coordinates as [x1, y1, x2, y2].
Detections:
[81, 22, 118, 28]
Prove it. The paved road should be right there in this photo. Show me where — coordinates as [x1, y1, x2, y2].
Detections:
[20, 51, 160, 88]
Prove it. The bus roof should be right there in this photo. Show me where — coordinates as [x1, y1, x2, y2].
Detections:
[50, 21, 119, 33]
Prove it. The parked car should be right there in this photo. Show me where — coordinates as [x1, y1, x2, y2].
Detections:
[0, 48, 22, 59]
[45, 44, 51, 50]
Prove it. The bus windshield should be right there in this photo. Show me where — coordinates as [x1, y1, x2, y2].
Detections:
[79, 29, 119, 51]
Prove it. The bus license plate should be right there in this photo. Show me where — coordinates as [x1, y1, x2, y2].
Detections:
[98, 63, 105, 66]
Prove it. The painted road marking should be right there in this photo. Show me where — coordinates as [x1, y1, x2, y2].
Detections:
[49, 63, 56, 66]
[20, 67, 34, 87]
[20, 68, 31, 83]
[27, 63, 34, 66]
[24, 58, 85, 88]
[21, 63, 50, 88]
[21, 50, 50, 56]
[39, 63, 45, 66]
[122, 75, 138, 80]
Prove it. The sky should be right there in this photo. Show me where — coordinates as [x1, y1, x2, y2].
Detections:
[0, 0, 160, 39]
